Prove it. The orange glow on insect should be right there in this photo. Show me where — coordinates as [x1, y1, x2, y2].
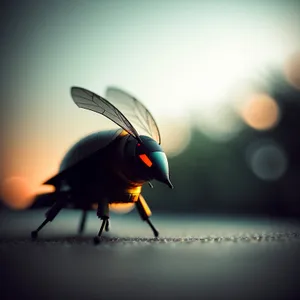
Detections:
[139, 154, 152, 167]
[109, 203, 135, 214]
[139, 194, 152, 217]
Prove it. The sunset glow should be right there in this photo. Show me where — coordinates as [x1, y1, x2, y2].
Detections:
[1, 176, 35, 209]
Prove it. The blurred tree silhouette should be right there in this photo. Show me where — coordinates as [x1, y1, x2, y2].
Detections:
[145, 68, 300, 218]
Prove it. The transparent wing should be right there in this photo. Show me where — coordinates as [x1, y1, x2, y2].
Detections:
[105, 87, 161, 144]
[71, 87, 141, 141]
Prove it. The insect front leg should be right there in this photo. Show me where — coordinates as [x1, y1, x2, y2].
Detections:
[135, 194, 159, 238]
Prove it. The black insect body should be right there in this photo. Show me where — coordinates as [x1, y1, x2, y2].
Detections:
[31, 87, 173, 243]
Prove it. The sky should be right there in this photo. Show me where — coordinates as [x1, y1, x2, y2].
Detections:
[0, 0, 299, 206]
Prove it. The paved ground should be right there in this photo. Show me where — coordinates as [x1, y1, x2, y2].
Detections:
[1, 210, 300, 300]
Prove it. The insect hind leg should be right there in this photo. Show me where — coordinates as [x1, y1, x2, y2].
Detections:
[31, 196, 66, 239]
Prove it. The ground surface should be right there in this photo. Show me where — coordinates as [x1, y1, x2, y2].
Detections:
[0, 210, 300, 300]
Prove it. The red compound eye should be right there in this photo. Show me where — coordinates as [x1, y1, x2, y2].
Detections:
[139, 154, 152, 167]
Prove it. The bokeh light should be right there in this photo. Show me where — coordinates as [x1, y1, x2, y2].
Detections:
[1, 176, 35, 209]
[159, 116, 191, 157]
[246, 141, 288, 181]
[284, 51, 300, 90]
[240, 93, 280, 131]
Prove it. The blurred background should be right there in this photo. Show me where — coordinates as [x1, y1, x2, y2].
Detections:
[1, 0, 300, 218]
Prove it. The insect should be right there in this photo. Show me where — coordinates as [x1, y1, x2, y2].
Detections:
[31, 86, 173, 243]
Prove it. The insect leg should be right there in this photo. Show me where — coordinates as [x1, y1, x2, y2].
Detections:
[31, 196, 65, 239]
[78, 209, 88, 234]
[94, 218, 108, 244]
[135, 194, 159, 238]
[94, 199, 109, 244]
[105, 219, 110, 232]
